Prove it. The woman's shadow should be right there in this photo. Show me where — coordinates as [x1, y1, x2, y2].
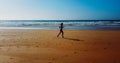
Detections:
[63, 37, 84, 41]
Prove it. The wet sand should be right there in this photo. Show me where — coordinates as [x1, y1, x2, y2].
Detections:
[0, 29, 120, 63]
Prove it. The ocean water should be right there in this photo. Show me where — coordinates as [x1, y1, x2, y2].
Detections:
[0, 20, 120, 30]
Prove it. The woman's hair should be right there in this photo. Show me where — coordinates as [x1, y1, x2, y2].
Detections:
[61, 23, 63, 25]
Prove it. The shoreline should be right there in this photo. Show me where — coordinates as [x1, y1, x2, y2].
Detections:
[0, 28, 120, 30]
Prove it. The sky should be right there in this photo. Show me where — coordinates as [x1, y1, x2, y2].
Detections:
[0, 0, 120, 20]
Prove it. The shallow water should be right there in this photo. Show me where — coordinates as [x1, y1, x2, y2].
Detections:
[0, 20, 120, 30]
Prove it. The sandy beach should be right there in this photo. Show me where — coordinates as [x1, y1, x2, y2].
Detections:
[0, 29, 120, 63]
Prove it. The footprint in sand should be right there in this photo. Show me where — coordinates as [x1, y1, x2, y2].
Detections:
[36, 45, 39, 47]
[49, 62, 52, 63]
[16, 46, 20, 48]
[84, 50, 88, 51]
[104, 47, 107, 50]
[64, 54, 69, 57]
[74, 51, 78, 54]
[10, 57, 14, 59]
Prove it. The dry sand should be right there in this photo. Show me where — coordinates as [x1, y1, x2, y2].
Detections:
[0, 29, 120, 63]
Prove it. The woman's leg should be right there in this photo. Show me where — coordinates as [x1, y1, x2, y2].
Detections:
[57, 31, 61, 37]
[61, 31, 64, 38]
